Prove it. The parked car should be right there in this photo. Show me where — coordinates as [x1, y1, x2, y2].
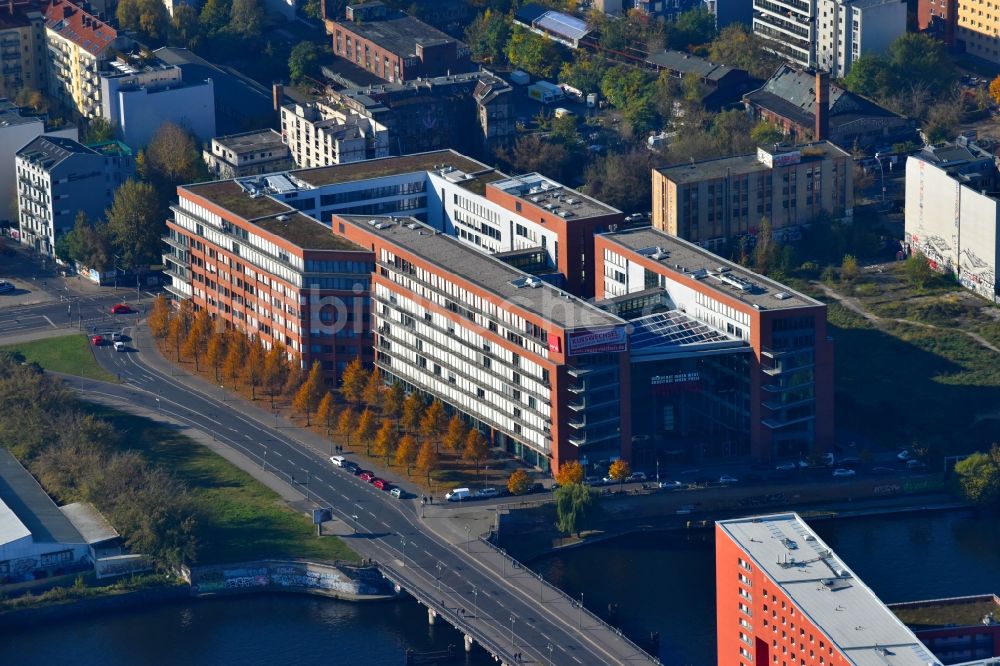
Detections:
[528, 482, 547, 494]
[832, 468, 856, 478]
[719, 475, 739, 484]
[90, 334, 105, 346]
[0, 280, 13, 293]
[897, 449, 911, 461]
[111, 332, 127, 342]
[330, 455, 346, 467]
[583, 477, 605, 487]
[390, 487, 403, 499]
[658, 480, 684, 490]
[475, 487, 499, 500]
[839, 457, 862, 468]
[114, 341, 126, 352]
[372, 478, 389, 490]
[775, 462, 797, 471]
[445, 487, 471, 502]
[819, 452, 836, 466]
[906, 459, 928, 471]
[626, 472, 647, 483]
[676, 504, 695, 515]
[110, 303, 131, 314]
[343, 461, 360, 474]
[359, 471, 375, 482]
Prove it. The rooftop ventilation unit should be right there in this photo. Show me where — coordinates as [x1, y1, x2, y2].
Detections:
[774, 292, 791, 300]
[405, 223, 420, 230]
[564, 197, 579, 205]
[530, 196, 542, 203]
[717, 266, 730, 273]
[367, 219, 380, 226]
[275, 215, 288, 222]
[373, 222, 389, 230]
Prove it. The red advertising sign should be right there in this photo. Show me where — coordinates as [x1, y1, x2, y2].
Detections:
[567, 327, 627, 355]
[548, 332, 562, 353]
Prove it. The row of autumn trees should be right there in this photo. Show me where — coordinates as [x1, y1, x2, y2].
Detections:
[147, 296, 495, 487]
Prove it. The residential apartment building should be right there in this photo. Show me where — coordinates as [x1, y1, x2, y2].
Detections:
[324, 1, 472, 83]
[716, 513, 948, 666]
[16, 135, 134, 256]
[0, 0, 46, 99]
[0, 98, 76, 205]
[44, 0, 125, 118]
[100, 52, 215, 147]
[702, 0, 754, 30]
[325, 70, 514, 159]
[203, 130, 294, 180]
[334, 214, 631, 474]
[652, 142, 854, 251]
[280, 100, 389, 169]
[165, 180, 375, 382]
[596, 228, 834, 464]
[905, 139, 1000, 303]
[816, 0, 906, 77]
[753, 0, 817, 68]
[956, 0, 1000, 62]
[919, 0, 957, 44]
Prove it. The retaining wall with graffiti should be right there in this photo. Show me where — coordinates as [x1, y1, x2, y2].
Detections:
[185, 560, 396, 601]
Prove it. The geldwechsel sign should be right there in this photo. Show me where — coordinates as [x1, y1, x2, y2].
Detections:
[567, 326, 627, 355]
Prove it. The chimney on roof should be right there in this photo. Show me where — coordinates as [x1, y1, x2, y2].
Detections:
[272, 82, 284, 114]
[815, 70, 829, 142]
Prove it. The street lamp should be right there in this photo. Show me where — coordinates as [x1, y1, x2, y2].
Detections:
[465, 524, 471, 552]
[548, 643, 554, 666]
[400, 537, 406, 566]
[436, 561, 444, 590]
[579, 592, 584, 628]
[472, 586, 478, 619]
[509, 614, 515, 650]
[262, 445, 268, 471]
[874, 152, 887, 203]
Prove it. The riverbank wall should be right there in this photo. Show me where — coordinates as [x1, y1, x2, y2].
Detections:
[497, 480, 968, 562]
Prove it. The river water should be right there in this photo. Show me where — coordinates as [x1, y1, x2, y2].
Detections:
[1, 510, 997, 666]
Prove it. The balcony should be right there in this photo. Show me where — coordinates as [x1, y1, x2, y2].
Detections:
[762, 360, 814, 376]
[762, 413, 815, 429]
[762, 396, 814, 411]
[164, 282, 191, 300]
[161, 234, 189, 252]
[568, 431, 620, 447]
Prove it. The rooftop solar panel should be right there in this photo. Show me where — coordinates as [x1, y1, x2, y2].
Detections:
[535, 11, 589, 42]
[628, 311, 737, 350]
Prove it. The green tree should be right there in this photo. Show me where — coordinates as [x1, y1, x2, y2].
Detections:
[600, 65, 650, 109]
[83, 117, 114, 144]
[954, 445, 1000, 507]
[507, 469, 532, 495]
[840, 254, 859, 283]
[116, 0, 142, 32]
[708, 24, 782, 80]
[465, 9, 511, 64]
[711, 109, 756, 155]
[504, 135, 575, 184]
[145, 122, 206, 188]
[665, 6, 716, 50]
[170, 3, 202, 48]
[228, 0, 262, 40]
[558, 51, 608, 94]
[200, 0, 232, 35]
[554, 483, 593, 536]
[105, 180, 163, 269]
[137, 0, 170, 41]
[750, 121, 785, 147]
[752, 217, 777, 275]
[505, 26, 561, 79]
[462, 429, 490, 475]
[583, 150, 653, 214]
[904, 251, 938, 290]
[608, 459, 630, 493]
[288, 41, 323, 83]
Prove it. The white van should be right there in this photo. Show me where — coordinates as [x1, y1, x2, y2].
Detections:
[445, 487, 471, 502]
[329, 455, 346, 467]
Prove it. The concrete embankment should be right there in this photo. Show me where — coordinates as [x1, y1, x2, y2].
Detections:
[0, 560, 396, 630]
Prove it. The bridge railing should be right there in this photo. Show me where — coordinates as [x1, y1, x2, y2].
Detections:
[478, 536, 662, 665]
[376, 560, 515, 662]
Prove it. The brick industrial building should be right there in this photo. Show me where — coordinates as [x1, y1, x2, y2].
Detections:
[163, 150, 834, 473]
[652, 142, 854, 252]
[324, 1, 472, 83]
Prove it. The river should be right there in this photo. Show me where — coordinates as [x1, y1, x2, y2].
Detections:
[1, 509, 997, 665]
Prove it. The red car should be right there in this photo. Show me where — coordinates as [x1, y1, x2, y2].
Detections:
[359, 471, 375, 483]
[90, 334, 104, 346]
[373, 479, 389, 490]
[110, 303, 131, 314]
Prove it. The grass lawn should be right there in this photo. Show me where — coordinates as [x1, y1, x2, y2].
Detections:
[0, 334, 117, 382]
[89, 405, 359, 566]
[813, 268, 1000, 455]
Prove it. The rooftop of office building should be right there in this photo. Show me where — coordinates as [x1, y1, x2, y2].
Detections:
[657, 141, 849, 184]
[490, 172, 621, 220]
[211, 129, 286, 155]
[293, 149, 493, 188]
[336, 215, 624, 331]
[332, 5, 462, 57]
[0, 99, 44, 128]
[601, 228, 821, 311]
[718, 513, 942, 666]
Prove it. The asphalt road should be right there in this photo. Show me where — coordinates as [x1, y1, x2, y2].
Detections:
[0, 294, 140, 341]
[75, 339, 655, 666]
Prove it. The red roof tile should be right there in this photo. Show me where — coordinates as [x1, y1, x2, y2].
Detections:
[44, 0, 116, 56]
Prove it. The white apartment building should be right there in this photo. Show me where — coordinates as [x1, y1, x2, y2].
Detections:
[754, 0, 817, 68]
[16, 136, 133, 256]
[100, 53, 215, 147]
[280, 100, 389, 169]
[203, 129, 294, 179]
[905, 141, 1000, 303]
[0, 99, 77, 206]
[816, 0, 906, 77]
